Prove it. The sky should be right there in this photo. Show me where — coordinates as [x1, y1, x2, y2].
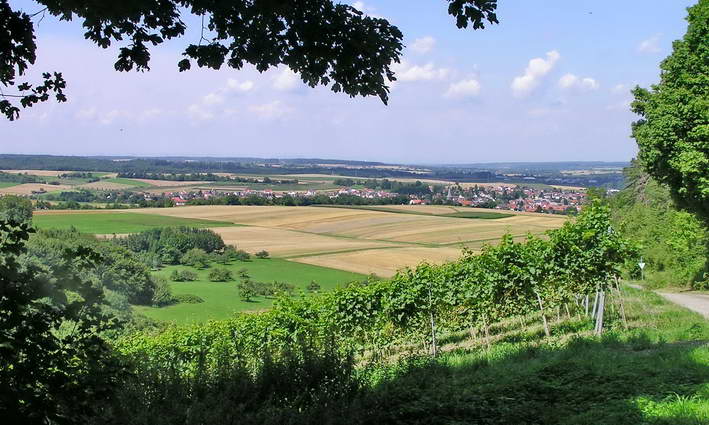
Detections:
[1, 0, 697, 164]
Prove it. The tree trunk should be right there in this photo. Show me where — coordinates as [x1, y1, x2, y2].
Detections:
[535, 291, 551, 337]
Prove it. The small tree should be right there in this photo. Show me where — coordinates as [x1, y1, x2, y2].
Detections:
[307, 280, 321, 293]
[255, 250, 270, 259]
[237, 279, 257, 302]
[151, 276, 177, 306]
[234, 250, 251, 261]
[0, 195, 33, 223]
[180, 248, 210, 268]
[208, 267, 234, 282]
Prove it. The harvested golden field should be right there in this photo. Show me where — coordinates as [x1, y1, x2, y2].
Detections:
[78, 181, 134, 190]
[0, 183, 73, 195]
[133, 205, 567, 276]
[0, 169, 73, 176]
[293, 246, 464, 277]
[210, 226, 397, 258]
[131, 179, 209, 187]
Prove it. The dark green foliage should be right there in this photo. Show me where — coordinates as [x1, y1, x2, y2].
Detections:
[0, 194, 32, 223]
[610, 161, 708, 288]
[151, 276, 177, 307]
[255, 250, 270, 259]
[237, 279, 257, 302]
[180, 248, 210, 269]
[117, 226, 226, 264]
[170, 268, 198, 282]
[0, 219, 123, 423]
[307, 280, 321, 293]
[631, 0, 709, 224]
[234, 249, 251, 261]
[208, 267, 233, 282]
[174, 293, 204, 304]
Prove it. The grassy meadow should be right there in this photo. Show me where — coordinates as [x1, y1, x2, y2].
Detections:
[32, 211, 239, 234]
[137, 258, 366, 323]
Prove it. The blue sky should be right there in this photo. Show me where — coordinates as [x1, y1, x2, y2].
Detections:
[1, 0, 696, 163]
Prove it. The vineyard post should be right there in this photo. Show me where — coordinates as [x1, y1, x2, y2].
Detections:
[534, 291, 551, 337]
[427, 280, 438, 357]
[584, 295, 589, 316]
[594, 291, 605, 335]
[483, 314, 491, 351]
[592, 291, 600, 320]
[614, 277, 628, 329]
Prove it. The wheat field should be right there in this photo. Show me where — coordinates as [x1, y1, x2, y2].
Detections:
[130, 205, 567, 276]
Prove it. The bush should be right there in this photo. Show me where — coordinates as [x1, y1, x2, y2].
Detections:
[180, 248, 210, 268]
[255, 250, 270, 259]
[151, 276, 177, 307]
[306, 280, 321, 292]
[234, 249, 251, 261]
[174, 294, 204, 304]
[170, 269, 198, 282]
[208, 267, 233, 282]
[237, 279, 257, 301]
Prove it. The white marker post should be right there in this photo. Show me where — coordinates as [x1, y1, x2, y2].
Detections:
[638, 258, 646, 281]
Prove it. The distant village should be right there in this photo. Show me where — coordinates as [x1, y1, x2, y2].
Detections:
[150, 183, 589, 215]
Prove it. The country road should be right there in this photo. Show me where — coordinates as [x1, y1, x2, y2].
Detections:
[628, 283, 709, 319]
[656, 291, 709, 319]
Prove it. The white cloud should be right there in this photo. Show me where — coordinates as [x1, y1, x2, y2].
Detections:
[248, 100, 292, 120]
[411, 36, 436, 54]
[444, 79, 481, 99]
[99, 109, 126, 125]
[226, 79, 255, 93]
[353, 1, 366, 11]
[75, 107, 97, 120]
[187, 104, 214, 121]
[638, 34, 661, 53]
[558, 73, 599, 91]
[611, 84, 627, 94]
[141, 108, 162, 120]
[273, 68, 300, 91]
[511, 50, 560, 97]
[393, 60, 450, 82]
[202, 92, 225, 105]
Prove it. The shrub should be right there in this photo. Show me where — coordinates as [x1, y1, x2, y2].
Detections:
[234, 249, 251, 261]
[306, 280, 321, 292]
[180, 248, 210, 268]
[170, 269, 198, 282]
[174, 294, 204, 304]
[255, 250, 270, 259]
[237, 279, 257, 301]
[151, 276, 177, 307]
[208, 267, 234, 282]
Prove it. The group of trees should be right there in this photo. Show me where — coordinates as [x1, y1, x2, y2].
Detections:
[116, 227, 226, 267]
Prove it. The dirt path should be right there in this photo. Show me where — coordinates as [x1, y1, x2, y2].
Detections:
[628, 283, 709, 319]
[656, 291, 709, 319]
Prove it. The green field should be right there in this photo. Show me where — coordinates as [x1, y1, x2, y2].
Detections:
[104, 177, 154, 188]
[0, 182, 18, 188]
[32, 212, 238, 233]
[136, 259, 366, 323]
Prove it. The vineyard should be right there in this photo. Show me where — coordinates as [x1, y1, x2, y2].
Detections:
[114, 202, 637, 401]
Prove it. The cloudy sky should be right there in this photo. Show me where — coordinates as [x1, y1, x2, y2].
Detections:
[1, 0, 695, 163]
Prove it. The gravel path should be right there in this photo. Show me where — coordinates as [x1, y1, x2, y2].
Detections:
[628, 283, 709, 319]
[656, 291, 709, 319]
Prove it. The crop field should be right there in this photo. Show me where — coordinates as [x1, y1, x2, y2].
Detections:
[134, 205, 567, 276]
[103, 178, 155, 188]
[0, 183, 73, 195]
[77, 181, 136, 190]
[0, 182, 18, 189]
[136, 259, 366, 323]
[129, 178, 206, 187]
[0, 169, 73, 176]
[32, 211, 239, 233]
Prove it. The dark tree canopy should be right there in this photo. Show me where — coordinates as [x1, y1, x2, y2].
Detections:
[631, 0, 709, 224]
[0, 0, 498, 120]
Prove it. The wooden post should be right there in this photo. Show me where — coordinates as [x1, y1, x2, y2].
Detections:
[592, 291, 600, 320]
[614, 277, 628, 329]
[535, 291, 551, 337]
[427, 283, 437, 357]
[584, 295, 590, 316]
[594, 291, 605, 335]
[483, 315, 491, 351]
[564, 303, 571, 319]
